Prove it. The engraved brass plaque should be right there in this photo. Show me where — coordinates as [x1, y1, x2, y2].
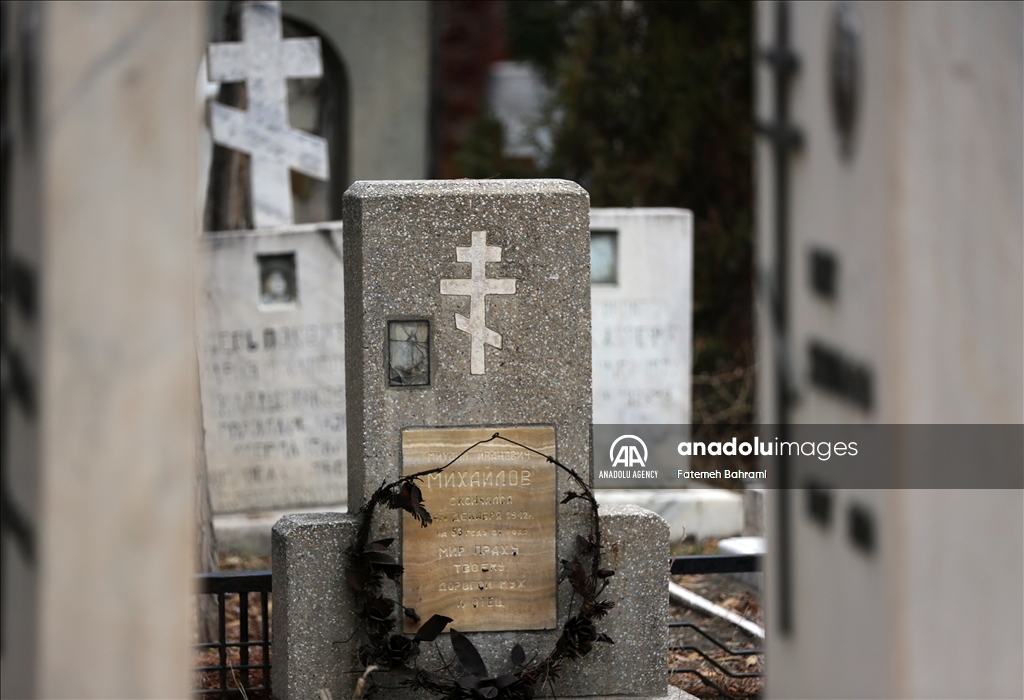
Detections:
[401, 426, 557, 633]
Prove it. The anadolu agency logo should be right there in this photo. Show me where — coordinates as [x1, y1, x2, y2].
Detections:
[599, 435, 658, 480]
[610, 434, 647, 467]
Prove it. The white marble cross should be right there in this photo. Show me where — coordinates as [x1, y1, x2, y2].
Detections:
[440, 231, 517, 375]
[207, 0, 329, 228]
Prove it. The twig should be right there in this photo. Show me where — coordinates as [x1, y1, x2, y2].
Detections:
[229, 669, 249, 700]
[351, 665, 379, 700]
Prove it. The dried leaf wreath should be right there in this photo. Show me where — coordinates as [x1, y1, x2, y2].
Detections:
[344, 433, 615, 699]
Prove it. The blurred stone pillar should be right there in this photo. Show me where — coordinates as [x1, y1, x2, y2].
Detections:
[1, 2, 203, 697]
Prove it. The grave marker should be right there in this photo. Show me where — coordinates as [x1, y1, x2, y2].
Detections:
[589, 208, 693, 490]
[200, 1, 344, 516]
[273, 180, 675, 700]
[197, 222, 347, 513]
[590, 208, 692, 425]
[207, 0, 329, 228]
[756, 3, 1024, 698]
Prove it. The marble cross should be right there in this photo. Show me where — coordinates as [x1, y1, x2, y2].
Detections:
[440, 231, 517, 375]
[207, 0, 329, 228]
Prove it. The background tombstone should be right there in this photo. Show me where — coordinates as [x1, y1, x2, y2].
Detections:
[590, 208, 693, 427]
[273, 180, 678, 700]
[0, 2, 202, 697]
[587, 209, 744, 541]
[589, 208, 694, 493]
[198, 0, 349, 538]
[756, 2, 1022, 698]
[197, 221, 347, 515]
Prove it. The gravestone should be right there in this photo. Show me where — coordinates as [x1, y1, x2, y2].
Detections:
[207, 0, 329, 228]
[273, 180, 679, 700]
[196, 222, 346, 513]
[756, 3, 1023, 699]
[590, 208, 692, 426]
[589, 208, 694, 495]
[199, 0, 345, 516]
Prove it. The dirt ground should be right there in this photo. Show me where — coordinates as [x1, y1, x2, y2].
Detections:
[194, 553, 273, 699]
[195, 547, 764, 699]
[668, 539, 764, 699]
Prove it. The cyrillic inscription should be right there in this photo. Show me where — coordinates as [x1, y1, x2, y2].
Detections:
[401, 426, 557, 633]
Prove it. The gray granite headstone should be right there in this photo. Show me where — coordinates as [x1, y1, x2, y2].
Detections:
[273, 180, 677, 699]
[197, 222, 347, 513]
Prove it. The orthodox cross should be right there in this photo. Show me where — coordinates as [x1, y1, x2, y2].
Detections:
[440, 231, 517, 375]
[207, 0, 329, 228]
[757, 0, 802, 637]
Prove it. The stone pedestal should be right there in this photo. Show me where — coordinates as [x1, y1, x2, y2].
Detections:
[272, 505, 673, 699]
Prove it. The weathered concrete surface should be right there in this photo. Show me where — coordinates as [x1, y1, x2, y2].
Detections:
[272, 505, 671, 699]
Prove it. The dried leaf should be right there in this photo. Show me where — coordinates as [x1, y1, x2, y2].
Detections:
[510, 643, 525, 666]
[596, 568, 615, 579]
[478, 686, 498, 699]
[576, 534, 599, 555]
[403, 606, 421, 623]
[345, 568, 364, 592]
[558, 559, 574, 583]
[364, 537, 396, 552]
[457, 675, 480, 690]
[568, 560, 591, 597]
[364, 551, 398, 565]
[389, 482, 434, 527]
[450, 629, 488, 678]
[560, 491, 579, 504]
[495, 673, 518, 689]
[597, 633, 614, 644]
[413, 614, 453, 643]
[365, 598, 395, 621]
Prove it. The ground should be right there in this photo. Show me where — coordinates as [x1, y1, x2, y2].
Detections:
[195, 545, 764, 699]
[669, 539, 764, 699]
[193, 552, 273, 699]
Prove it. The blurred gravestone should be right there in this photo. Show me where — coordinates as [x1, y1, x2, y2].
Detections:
[590, 208, 694, 492]
[590, 208, 692, 426]
[197, 223, 346, 513]
[198, 0, 345, 516]
[0, 3, 201, 696]
[756, 3, 1023, 699]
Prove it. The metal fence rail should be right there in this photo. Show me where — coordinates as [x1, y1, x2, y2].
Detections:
[194, 570, 273, 700]
[668, 554, 764, 699]
[670, 554, 762, 575]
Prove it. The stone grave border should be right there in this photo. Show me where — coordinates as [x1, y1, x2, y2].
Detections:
[344, 432, 616, 698]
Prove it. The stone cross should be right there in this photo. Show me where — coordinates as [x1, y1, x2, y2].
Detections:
[440, 230, 517, 374]
[207, 0, 330, 228]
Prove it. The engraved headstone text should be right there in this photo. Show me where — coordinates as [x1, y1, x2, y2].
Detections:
[401, 426, 556, 633]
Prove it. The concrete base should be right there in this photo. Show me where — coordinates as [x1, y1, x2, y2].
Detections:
[273, 506, 671, 700]
[595, 488, 743, 542]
